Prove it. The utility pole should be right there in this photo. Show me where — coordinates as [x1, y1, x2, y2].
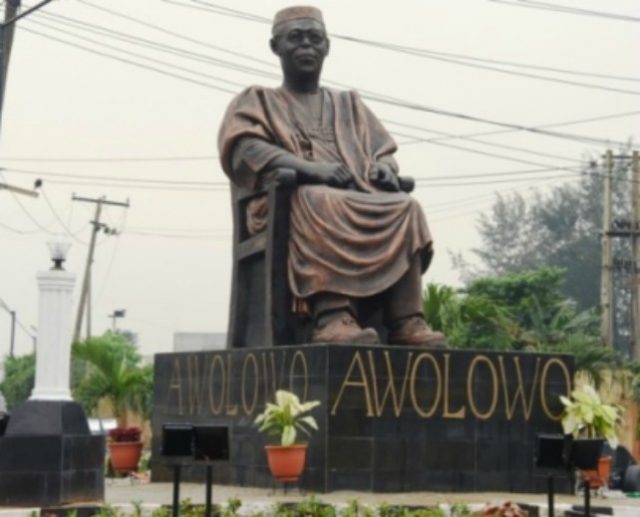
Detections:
[600, 150, 614, 347]
[9, 309, 15, 357]
[631, 151, 640, 359]
[0, 298, 17, 357]
[72, 195, 129, 343]
[0, 1, 55, 135]
[601, 150, 640, 358]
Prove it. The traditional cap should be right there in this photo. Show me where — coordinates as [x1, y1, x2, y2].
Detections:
[272, 6, 324, 34]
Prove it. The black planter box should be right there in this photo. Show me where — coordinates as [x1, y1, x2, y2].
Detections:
[0, 400, 105, 506]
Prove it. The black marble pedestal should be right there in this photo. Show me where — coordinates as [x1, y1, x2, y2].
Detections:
[151, 345, 574, 493]
[0, 400, 105, 506]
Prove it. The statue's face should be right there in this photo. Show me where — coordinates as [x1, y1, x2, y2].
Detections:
[271, 19, 329, 78]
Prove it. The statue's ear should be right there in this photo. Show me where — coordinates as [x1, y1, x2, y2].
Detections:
[325, 37, 330, 57]
[270, 37, 280, 56]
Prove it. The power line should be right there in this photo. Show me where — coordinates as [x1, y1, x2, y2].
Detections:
[384, 118, 582, 163]
[332, 34, 640, 96]
[489, 0, 640, 23]
[76, 0, 277, 69]
[2, 163, 587, 186]
[32, 8, 280, 80]
[63, 1, 637, 148]
[3, 165, 227, 186]
[18, 26, 238, 94]
[336, 36, 640, 83]
[25, 18, 248, 89]
[170, 0, 640, 94]
[0, 154, 217, 163]
[40, 188, 88, 244]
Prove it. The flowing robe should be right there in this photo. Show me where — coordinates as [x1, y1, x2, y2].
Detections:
[218, 86, 433, 305]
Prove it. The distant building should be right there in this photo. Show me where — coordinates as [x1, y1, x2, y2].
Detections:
[172, 332, 226, 352]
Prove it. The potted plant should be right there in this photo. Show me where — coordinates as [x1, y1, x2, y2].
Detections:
[107, 426, 143, 473]
[72, 333, 153, 476]
[560, 383, 623, 489]
[254, 389, 320, 482]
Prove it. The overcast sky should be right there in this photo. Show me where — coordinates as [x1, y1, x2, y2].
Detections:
[0, 0, 638, 357]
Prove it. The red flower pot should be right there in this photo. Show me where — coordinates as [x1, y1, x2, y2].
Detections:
[108, 441, 143, 473]
[581, 455, 612, 489]
[265, 444, 308, 482]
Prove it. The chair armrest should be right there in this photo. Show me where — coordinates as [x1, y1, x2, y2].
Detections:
[398, 176, 415, 193]
[271, 168, 298, 189]
[234, 168, 298, 202]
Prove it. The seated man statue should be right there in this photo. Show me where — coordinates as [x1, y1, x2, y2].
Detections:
[218, 6, 445, 347]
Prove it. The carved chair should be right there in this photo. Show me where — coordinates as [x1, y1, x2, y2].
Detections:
[226, 169, 415, 349]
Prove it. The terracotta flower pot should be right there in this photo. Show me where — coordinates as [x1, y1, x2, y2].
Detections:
[265, 443, 308, 482]
[108, 441, 143, 473]
[581, 455, 612, 489]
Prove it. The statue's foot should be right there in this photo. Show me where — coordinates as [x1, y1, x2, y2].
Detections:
[311, 311, 380, 344]
[389, 315, 447, 348]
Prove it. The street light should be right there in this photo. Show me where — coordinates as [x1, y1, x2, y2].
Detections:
[46, 241, 71, 270]
[108, 309, 126, 332]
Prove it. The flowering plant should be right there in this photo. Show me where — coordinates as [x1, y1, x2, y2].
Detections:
[560, 384, 622, 447]
[108, 426, 142, 443]
[255, 390, 320, 446]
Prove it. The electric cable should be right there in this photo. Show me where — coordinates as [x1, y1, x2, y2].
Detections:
[32, 9, 280, 80]
[488, 0, 640, 23]
[68, 0, 637, 148]
[18, 25, 238, 94]
[26, 18, 249, 89]
[169, 0, 640, 94]
[40, 187, 88, 244]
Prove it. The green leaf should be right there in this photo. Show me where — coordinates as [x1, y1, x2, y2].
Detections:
[282, 425, 296, 446]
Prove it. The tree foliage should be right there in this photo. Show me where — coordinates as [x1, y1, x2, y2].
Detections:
[1, 332, 154, 421]
[0, 353, 35, 410]
[72, 332, 153, 425]
[425, 266, 600, 351]
[455, 155, 632, 313]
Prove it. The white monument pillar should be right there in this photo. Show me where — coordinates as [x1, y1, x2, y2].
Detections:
[30, 245, 75, 401]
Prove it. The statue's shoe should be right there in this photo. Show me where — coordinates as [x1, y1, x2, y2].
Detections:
[388, 316, 448, 348]
[311, 313, 380, 344]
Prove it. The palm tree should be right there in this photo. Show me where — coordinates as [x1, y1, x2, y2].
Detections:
[72, 332, 152, 426]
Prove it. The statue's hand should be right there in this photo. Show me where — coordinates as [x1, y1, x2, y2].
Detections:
[370, 162, 400, 192]
[306, 162, 353, 188]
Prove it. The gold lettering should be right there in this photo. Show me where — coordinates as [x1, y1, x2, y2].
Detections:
[225, 353, 238, 416]
[540, 358, 572, 421]
[208, 354, 225, 415]
[276, 351, 289, 390]
[288, 350, 309, 402]
[368, 350, 412, 417]
[261, 352, 275, 404]
[467, 355, 499, 420]
[330, 351, 374, 417]
[241, 353, 259, 415]
[409, 353, 442, 419]
[498, 356, 540, 421]
[167, 358, 184, 416]
[186, 355, 208, 415]
[443, 353, 466, 419]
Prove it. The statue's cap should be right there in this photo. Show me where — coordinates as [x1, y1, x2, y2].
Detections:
[272, 6, 324, 34]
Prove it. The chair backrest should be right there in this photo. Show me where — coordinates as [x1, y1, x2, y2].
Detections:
[226, 169, 307, 348]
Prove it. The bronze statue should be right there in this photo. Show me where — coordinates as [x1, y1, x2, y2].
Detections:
[218, 6, 445, 347]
